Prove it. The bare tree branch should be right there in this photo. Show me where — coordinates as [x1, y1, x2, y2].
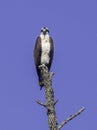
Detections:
[58, 107, 85, 129]
[37, 64, 85, 130]
[36, 100, 46, 107]
[39, 65, 59, 130]
[54, 99, 59, 106]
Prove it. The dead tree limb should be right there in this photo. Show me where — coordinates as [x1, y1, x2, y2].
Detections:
[58, 107, 85, 129]
[36, 100, 46, 107]
[37, 64, 85, 130]
[39, 65, 59, 130]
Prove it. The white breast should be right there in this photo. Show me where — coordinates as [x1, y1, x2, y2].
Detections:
[41, 38, 50, 65]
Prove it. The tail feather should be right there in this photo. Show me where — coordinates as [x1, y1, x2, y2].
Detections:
[39, 75, 44, 90]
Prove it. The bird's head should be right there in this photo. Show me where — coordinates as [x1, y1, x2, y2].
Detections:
[40, 27, 49, 35]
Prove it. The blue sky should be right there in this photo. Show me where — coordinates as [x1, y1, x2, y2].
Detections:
[0, 0, 96, 130]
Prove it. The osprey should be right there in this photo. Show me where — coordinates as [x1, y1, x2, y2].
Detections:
[34, 27, 54, 88]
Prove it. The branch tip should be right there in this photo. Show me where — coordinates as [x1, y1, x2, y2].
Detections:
[36, 100, 46, 107]
[58, 107, 85, 129]
[54, 99, 59, 105]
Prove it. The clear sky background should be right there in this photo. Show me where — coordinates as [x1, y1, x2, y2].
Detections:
[0, 0, 96, 130]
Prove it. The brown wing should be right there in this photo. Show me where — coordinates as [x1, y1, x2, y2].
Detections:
[48, 37, 54, 70]
[34, 36, 41, 67]
[34, 36, 44, 87]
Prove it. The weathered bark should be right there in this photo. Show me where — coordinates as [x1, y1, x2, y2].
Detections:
[39, 65, 58, 130]
[36, 64, 85, 130]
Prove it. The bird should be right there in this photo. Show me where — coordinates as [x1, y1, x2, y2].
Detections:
[34, 27, 54, 89]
